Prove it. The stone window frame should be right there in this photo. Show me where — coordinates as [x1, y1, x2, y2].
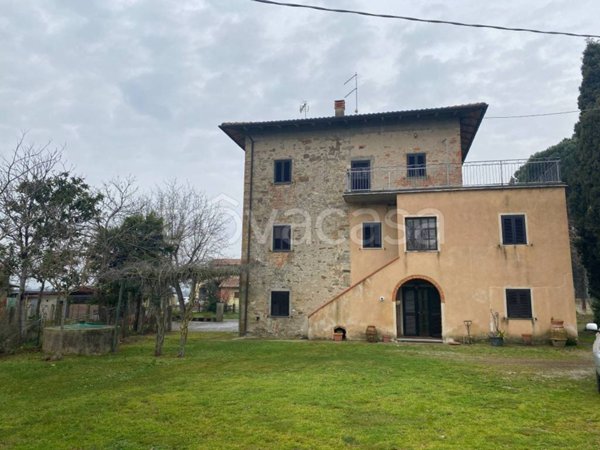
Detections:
[499, 213, 528, 245]
[404, 216, 439, 252]
[505, 288, 534, 320]
[273, 159, 292, 184]
[361, 221, 383, 249]
[269, 289, 291, 318]
[272, 224, 292, 252]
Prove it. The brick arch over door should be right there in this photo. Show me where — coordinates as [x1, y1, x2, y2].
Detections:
[392, 275, 445, 303]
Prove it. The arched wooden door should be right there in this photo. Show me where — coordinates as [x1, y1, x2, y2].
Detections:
[396, 279, 442, 338]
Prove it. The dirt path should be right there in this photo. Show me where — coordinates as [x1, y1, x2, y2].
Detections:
[392, 343, 595, 380]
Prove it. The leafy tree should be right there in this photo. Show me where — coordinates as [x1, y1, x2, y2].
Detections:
[570, 40, 600, 323]
[204, 279, 221, 313]
[0, 148, 60, 339]
[518, 41, 600, 321]
[514, 137, 577, 184]
[90, 213, 171, 351]
[34, 175, 102, 359]
[577, 40, 600, 113]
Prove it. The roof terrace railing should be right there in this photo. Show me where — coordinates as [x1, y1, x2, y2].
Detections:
[345, 159, 561, 193]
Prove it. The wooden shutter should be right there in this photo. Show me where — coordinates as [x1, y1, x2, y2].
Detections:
[506, 289, 532, 319]
[514, 216, 526, 244]
[271, 291, 290, 317]
[502, 215, 526, 245]
[502, 216, 514, 244]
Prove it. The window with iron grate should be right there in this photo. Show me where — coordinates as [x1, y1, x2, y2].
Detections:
[405, 217, 437, 251]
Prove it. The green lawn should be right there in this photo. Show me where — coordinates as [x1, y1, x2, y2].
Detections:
[1, 333, 599, 450]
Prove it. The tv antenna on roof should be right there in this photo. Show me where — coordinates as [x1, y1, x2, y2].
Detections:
[299, 100, 309, 118]
[344, 72, 358, 114]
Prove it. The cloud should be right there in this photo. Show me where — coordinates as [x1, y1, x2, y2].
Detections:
[0, 0, 597, 255]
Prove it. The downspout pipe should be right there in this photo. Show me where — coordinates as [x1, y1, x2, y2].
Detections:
[241, 134, 255, 336]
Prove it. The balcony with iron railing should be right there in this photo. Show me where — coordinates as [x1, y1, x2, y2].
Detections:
[344, 159, 562, 200]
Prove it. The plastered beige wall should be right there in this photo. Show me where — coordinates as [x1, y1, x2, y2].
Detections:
[349, 205, 399, 284]
[309, 186, 577, 342]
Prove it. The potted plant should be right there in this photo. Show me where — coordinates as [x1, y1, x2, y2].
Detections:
[489, 309, 505, 346]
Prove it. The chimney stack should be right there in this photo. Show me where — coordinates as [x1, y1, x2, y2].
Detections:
[334, 99, 345, 117]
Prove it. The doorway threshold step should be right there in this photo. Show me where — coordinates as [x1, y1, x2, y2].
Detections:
[395, 338, 443, 344]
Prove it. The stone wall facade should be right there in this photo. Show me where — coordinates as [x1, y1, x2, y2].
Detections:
[239, 118, 462, 337]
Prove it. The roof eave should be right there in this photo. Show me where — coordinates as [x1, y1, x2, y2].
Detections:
[220, 103, 489, 154]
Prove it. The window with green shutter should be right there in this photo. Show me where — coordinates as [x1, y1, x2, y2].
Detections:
[506, 289, 532, 319]
[502, 214, 527, 245]
[270, 291, 290, 317]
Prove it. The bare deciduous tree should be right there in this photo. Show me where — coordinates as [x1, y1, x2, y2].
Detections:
[0, 133, 61, 201]
[151, 181, 229, 357]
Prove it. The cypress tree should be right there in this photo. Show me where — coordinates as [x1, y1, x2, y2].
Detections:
[571, 40, 600, 322]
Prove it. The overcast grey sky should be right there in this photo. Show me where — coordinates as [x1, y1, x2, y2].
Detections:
[1, 0, 598, 256]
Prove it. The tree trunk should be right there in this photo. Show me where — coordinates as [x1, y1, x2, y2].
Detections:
[122, 291, 131, 339]
[112, 282, 124, 352]
[134, 295, 143, 333]
[154, 295, 166, 357]
[17, 272, 27, 341]
[35, 280, 46, 346]
[53, 296, 68, 360]
[173, 282, 188, 338]
[35, 280, 45, 319]
[177, 277, 198, 358]
[178, 300, 194, 358]
[174, 283, 185, 317]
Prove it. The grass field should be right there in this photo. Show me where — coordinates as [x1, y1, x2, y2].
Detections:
[1, 332, 599, 449]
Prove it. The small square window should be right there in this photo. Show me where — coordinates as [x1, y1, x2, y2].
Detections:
[506, 289, 532, 319]
[273, 225, 291, 251]
[407, 153, 426, 178]
[502, 215, 527, 245]
[270, 291, 290, 317]
[274, 159, 292, 184]
[362, 222, 382, 248]
[406, 217, 437, 251]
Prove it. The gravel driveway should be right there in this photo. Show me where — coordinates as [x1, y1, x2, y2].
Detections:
[171, 319, 238, 333]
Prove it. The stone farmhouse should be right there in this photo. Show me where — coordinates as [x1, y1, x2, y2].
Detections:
[220, 100, 577, 342]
